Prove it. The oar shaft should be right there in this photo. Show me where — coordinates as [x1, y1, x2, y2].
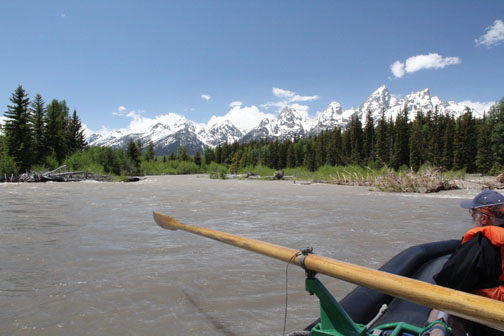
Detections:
[304, 254, 504, 329]
[153, 212, 504, 330]
[153, 211, 301, 263]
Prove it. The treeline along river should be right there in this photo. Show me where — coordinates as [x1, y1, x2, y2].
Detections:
[0, 175, 476, 335]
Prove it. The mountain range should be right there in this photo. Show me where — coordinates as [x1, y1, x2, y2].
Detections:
[88, 85, 477, 155]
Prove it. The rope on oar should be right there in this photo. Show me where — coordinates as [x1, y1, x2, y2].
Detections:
[283, 251, 302, 336]
[283, 247, 315, 336]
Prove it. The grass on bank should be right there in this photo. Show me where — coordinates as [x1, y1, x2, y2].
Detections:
[230, 164, 467, 193]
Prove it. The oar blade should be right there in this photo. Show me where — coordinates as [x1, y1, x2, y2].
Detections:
[153, 211, 179, 231]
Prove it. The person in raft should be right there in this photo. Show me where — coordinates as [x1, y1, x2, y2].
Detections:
[425, 189, 504, 336]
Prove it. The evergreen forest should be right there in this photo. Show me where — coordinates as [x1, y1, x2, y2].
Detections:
[2, 85, 504, 179]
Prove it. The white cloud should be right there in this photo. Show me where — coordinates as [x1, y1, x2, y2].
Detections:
[390, 53, 461, 78]
[112, 105, 133, 117]
[390, 61, 405, 78]
[93, 125, 116, 137]
[201, 94, 211, 101]
[272, 87, 319, 102]
[264, 87, 319, 116]
[273, 88, 295, 99]
[406, 54, 461, 72]
[291, 94, 319, 102]
[261, 101, 285, 109]
[110, 105, 185, 134]
[208, 104, 274, 132]
[475, 19, 504, 47]
[230, 101, 243, 107]
[459, 100, 496, 116]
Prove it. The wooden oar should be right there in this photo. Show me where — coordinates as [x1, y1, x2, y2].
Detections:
[153, 211, 504, 330]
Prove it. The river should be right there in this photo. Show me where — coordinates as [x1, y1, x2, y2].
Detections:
[0, 175, 476, 335]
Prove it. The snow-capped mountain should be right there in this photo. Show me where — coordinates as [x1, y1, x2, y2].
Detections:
[87, 85, 484, 155]
[241, 106, 311, 143]
[89, 117, 206, 155]
[198, 119, 243, 147]
[352, 86, 472, 124]
[309, 102, 355, 136]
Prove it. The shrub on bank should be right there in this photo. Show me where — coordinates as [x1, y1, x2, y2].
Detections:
[208, 162, 228, 179]
[141, 159, 203, 175]
[237, 164, 275, 177]
[0, 153, 17, 176]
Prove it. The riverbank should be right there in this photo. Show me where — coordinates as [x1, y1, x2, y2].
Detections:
[224, 167, 502, 193]
[4, 163, 502, 193]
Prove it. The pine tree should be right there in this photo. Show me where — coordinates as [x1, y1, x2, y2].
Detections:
[177, 146, 190, 161]
[441, 115, 455, 170]
[45, 99, 70, 164]
[363, 110, 375, 164]
[67, 110, 87, 154]
[269, 141, 280, 169]
[286, 142, 295, 168]
[348, 114, 363, 164]
[262, 144, 270, 167]
[452, 110, 477, 172]
[278, 140, 289, 169]
[332, 127, 344, 165]
[475, 114, 492, 174]
[294, 141, 305, 167]
[229, 151, 241, 174]
[203, 146, 215, 164]
[126, 139, 141, 173]
[144, 141, 155, 162]
[0, 131, 18, 176]
[316, 132, 327, 167]
[239, 148, 247, 168]
[30, 94, 46, 165]
[341, 128, 351, 162]
[325, 129, 338, 166]
[409, 111, 426, 171]
[392, 106, 410, 169]
[387, 116, 395, 166]
[214, 146, 222, 164]
[3, 85, 32, 172]
[305, 140, 317, 172]
[452, 117, 464, 171]
[374, 109, 388, 166]
[489, 97, 504, 166]
[194, 151, 202, 166]
[428, 107, 443, 167]
[220, 143, 230, 164]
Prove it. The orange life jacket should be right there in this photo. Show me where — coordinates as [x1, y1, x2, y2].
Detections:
[462, 225, 504, 301]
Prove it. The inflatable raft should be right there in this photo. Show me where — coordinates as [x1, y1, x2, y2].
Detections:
[304, 240, 462, 335]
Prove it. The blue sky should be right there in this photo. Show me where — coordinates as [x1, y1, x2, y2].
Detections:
[1, 1, 503, 133]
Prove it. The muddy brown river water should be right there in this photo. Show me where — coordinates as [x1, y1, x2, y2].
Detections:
[0, 175, 477, 335]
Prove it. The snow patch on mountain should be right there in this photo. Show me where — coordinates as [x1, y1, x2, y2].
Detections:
[87, 85, 495, 154]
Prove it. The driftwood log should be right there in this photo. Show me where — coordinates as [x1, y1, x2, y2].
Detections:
[272, 170, 284, 180]
[1, 165, 117, 183]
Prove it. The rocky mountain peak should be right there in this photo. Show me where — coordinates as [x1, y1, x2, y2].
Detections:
[88, 85, 481, 154]
[359, 85, 392, 113]
[278, 106, 304, 128]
